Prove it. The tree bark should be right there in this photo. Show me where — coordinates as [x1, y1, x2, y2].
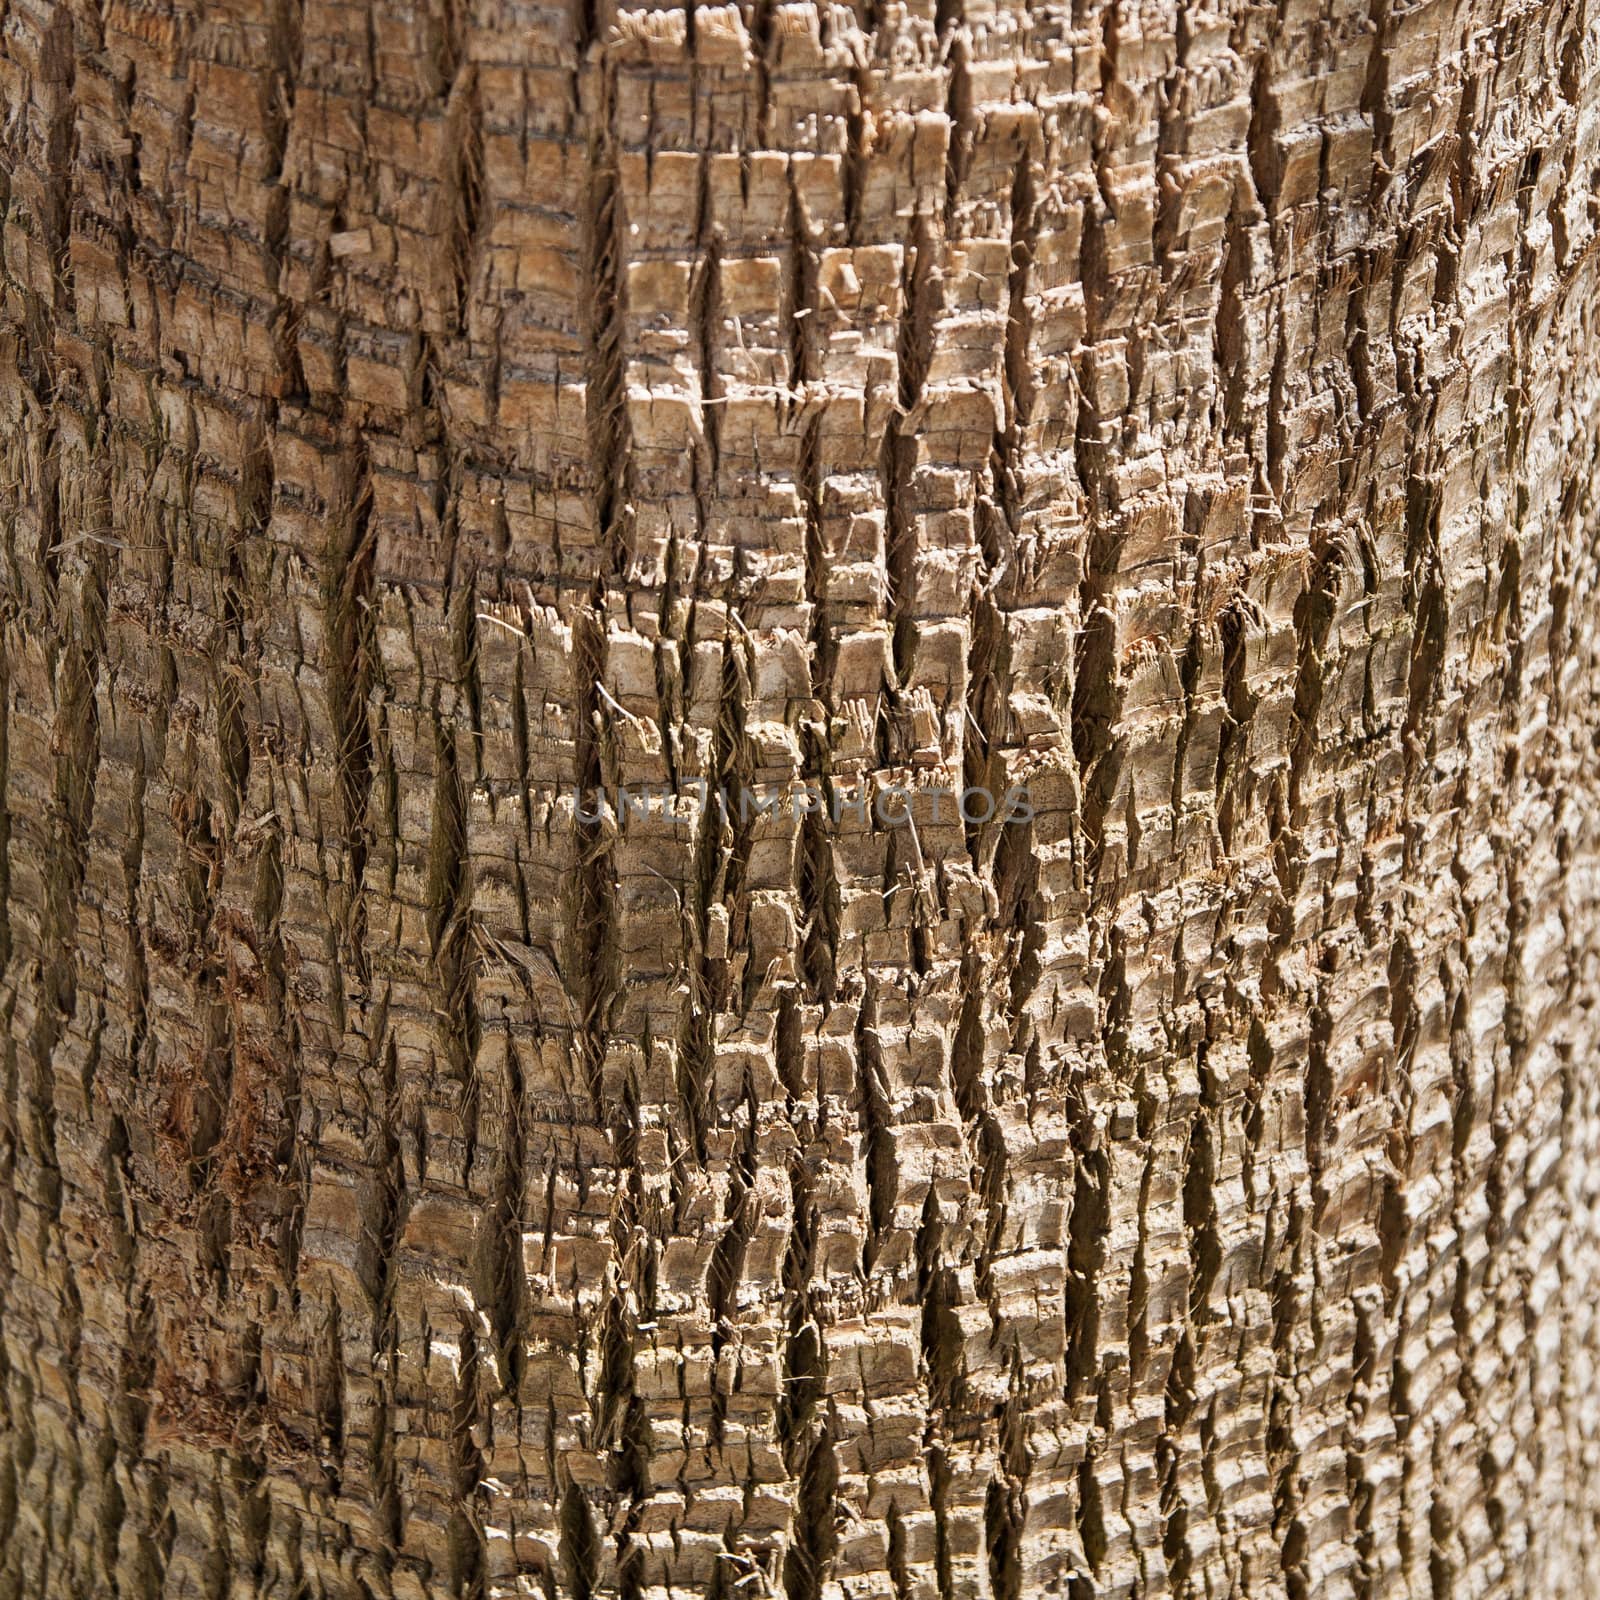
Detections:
[1, 0, 1599, 1596]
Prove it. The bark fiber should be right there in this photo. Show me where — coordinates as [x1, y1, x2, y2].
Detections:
[1, 0, 1599, 1596]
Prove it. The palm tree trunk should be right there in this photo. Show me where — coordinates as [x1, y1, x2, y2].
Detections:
[1, 0, 1598, 1596]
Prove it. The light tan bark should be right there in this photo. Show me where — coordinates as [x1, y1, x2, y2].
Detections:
[1, 0, 1599, 1596]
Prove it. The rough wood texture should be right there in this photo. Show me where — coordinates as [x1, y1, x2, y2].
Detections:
[2, 0, 1600, 1596]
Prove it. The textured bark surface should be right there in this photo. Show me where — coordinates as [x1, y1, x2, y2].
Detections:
[2, 0, 1600, 1596]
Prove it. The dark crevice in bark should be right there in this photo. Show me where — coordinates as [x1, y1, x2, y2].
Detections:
[987, 1354, 1030, 1600]
[950, 949, 1008, 1327]
[938, 0, 971, 227]
[428, 691, 481, 1116]
[1267, 1201, 1311, 1600]
[691, 164, 722, 539]
[221, 429, 268, 833]
[314, 1299, 345, 1498]
[1159, 1329, 1197, 1594]
[327, 444, 377, 1007]
[856, 976, 896, 1275]
[573, 604, 618, 1112]
[776, 995, 830, 1599]
[1072, 1449, 1106, 1600]
[584, 64, 632, 582]
[558, 1469, 601, 1600]
[1183, 1059, 1222, 1321]
[1070, 592, 1122, 888]
[685, 626, 751, 1159]
[1064, 1140, 1109, 1406]
[885, 210, 939, 719]
[783, 1396, 839, 1600]
[369, 1028, 406, 1559]
[447, 63, 484, 335]
[915, 1185, 960, 1409]
[485, 1032, 528, 1400]
[450, 1311, 489, 1600]
[707, 1073, 759, 1442]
